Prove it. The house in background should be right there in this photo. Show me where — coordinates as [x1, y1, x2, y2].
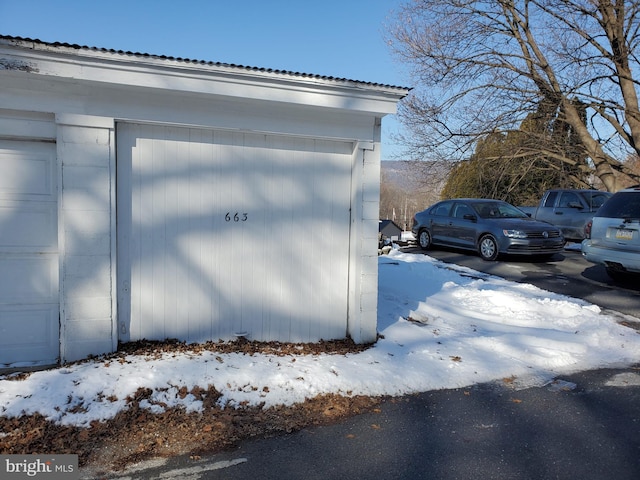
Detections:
[0, 36, 409, 370]
[379, 219, 403, 242]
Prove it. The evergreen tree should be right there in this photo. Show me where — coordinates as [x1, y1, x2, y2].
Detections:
[442, 98, 593, 204]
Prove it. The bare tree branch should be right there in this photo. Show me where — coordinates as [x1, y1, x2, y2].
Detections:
[389, 0, 640, 191]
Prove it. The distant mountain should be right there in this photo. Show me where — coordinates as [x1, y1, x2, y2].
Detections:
[381, 160, 450, 193]
[381, 160, 421, 190]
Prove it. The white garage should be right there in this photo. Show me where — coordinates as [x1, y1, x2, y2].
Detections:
[0, 35, 409, 369]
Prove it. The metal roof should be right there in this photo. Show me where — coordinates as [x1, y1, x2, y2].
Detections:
[0, 35, 410, 93]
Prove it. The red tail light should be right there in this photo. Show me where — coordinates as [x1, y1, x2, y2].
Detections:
[584, 220, 592, 239]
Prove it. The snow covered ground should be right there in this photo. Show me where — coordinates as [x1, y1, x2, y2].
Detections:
[1, 249, 639, 428]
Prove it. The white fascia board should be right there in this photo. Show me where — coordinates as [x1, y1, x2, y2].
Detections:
[0, 43, 408, 116]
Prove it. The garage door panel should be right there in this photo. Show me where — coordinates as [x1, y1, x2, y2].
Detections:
[0, 305, 59, 366]
[0, 201, 57, 251]
[0, 141, 56, 199]
[0, 255, 58, 302]
[118, 123, 353, 344]
[0, 138, 59, 368]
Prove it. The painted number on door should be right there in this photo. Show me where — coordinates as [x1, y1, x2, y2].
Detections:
[225, 212, 248, 222]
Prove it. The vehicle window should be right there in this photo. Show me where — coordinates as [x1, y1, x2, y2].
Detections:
[453, 203, 473, 219]
[473, 202, 499, 218]
[472, 202, 526, 218]
[558, 192, 580, 208]
[583, 191, 612, 208]
[496, 203, 528, 218]
[596, 192, 640, 219]
[543, 191, 558, 207]
[473, 203, 496, 218]
[431, 202, 453, 217]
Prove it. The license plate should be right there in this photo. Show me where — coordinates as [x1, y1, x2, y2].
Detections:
[615, 228, 634, 240]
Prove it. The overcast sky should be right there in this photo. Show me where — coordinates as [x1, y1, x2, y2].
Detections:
[0, 0, 411, 159]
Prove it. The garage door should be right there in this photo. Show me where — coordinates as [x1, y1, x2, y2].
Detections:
[117, 123, 354, 344]
[0, 140, 59, 368]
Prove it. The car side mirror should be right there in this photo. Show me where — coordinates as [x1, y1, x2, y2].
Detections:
[568, 201, 583, 209]
[463, 214, 477, 222]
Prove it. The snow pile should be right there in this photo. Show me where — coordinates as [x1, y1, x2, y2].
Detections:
[1, 250, 639, 428]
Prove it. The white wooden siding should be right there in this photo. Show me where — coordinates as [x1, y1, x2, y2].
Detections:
[117, 123, 354, 344]
[0, 140, 59, 367]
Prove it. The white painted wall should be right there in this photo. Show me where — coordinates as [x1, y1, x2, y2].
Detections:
[57, 115, 116, 362]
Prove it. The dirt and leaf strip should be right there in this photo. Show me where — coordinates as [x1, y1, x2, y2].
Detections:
[0, 339, 381, 475]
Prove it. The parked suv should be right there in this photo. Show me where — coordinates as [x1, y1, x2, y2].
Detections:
[582, 186, 640, 280]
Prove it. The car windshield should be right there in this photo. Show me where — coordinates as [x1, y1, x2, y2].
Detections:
[472, 201, 528, 219]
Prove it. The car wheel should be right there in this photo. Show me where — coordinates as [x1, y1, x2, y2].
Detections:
[418, 229, 432, 250]
[478, 234, 499, 261]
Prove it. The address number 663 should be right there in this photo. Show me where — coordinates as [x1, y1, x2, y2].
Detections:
[225, 212, 248, 222]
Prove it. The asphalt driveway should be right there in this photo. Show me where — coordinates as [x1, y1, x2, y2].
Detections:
[90, 365, 640, 480]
